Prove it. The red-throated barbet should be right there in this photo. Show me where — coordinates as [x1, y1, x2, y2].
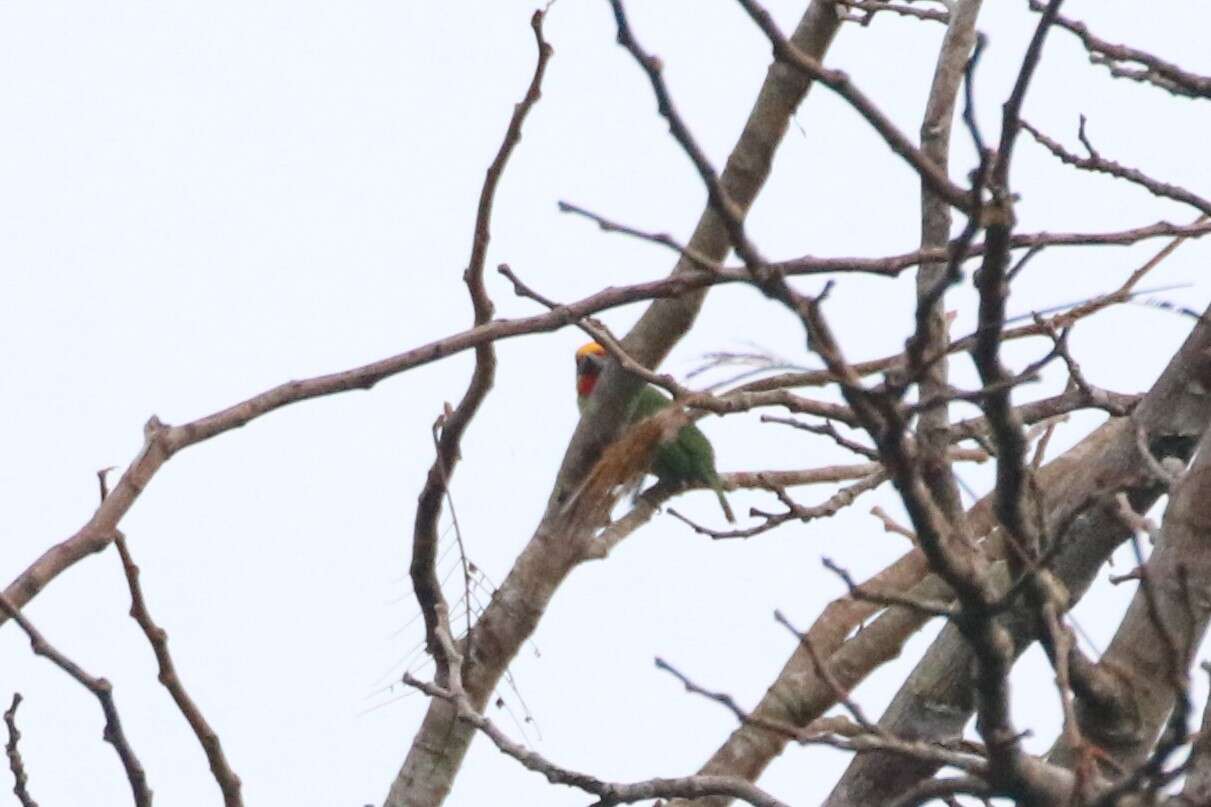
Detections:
[575, 342, 734, 522]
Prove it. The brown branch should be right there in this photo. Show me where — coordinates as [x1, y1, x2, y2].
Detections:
[387, 2, 850, 799]
[685, 293, 1207, 804]
[954, 2, 1066, 791]
[887, 776, 993, 807]
[1178, 673, 1211, 804]
[410, 8, 552, 685]
[1027, 0, 1211, 99]
[1042, 601, 1084, 754]
[654, 657, 988, 774]
[720, 465, 889, 491]
[821, 558, 956, 619]
[1020, 118, 1211, 217]
[584, 465, 887, 560]
[768, 218, 1211, 277]
[114, 535, 242, 806]
[742, 251, 1166, 403]
[835, 0, 949, 25]
[760, 415, 878, 459]
[1074, 477, 1210, 801]
[670, 471, 888, 540]
[773, 611, 878, 733]
[994, 0, 1064, 185]
[800, 294, 987, 601]
[793, 286, 1050, 799]
[0, 594, 150, 807]
[909, 0, 983, 538]
[607, 0, 765, 271]
[0, 220, 1197, 644]
[733, 0, 972, 212]
[4, 694, 36, 807]
[557, 201, 725, 274]
[871, 505, 918, 544]
[0, 274, 713, 633]
[563, 198, 1211, 280]
[402, 675, 789, 807]
[826, 298, 1211, 805]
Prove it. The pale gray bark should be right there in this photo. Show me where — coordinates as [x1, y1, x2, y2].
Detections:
[668, 5, 984, 803]
[1176, 691, 1211, 804]
[822, 300, 1211, 806]
[1047, 428, 1211, 774]
[665, 422, 1105, 807]
[383, 3, 845, 804]
[914, 0, 983, 527]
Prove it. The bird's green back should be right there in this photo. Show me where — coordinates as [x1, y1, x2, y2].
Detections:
[578, 376, 731, 519]
[625, 384, 673, 422]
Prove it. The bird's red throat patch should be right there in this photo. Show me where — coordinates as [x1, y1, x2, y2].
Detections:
[577, 372, 599, 399]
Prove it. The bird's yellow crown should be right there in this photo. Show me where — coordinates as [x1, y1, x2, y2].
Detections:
[575, 341, 607, 361]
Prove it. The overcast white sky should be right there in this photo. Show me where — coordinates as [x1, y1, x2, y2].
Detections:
[3, 2, 1211, 805]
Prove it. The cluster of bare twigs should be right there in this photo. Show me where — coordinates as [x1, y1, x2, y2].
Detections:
[5, 1, 1211, 806]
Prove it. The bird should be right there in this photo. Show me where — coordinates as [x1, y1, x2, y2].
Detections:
[574, 341, 735, 523]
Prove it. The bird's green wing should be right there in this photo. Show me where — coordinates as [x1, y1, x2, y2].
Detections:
[627, 384, 673, 422]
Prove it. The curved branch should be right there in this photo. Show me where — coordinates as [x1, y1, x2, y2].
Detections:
[115, 536, 242, 806]
[0, 594, 151, 807]
[403, 675, 789, 807]
[4, 695, 36, 807]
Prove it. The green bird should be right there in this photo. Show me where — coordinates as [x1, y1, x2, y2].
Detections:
[575, 341, 735, 523]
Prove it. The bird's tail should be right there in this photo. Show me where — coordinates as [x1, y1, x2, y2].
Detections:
[713, 481, 736, 524]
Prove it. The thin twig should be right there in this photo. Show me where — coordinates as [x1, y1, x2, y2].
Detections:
[733, 0, 971, 212]
[670, 472, 888, 540]
[0, 594, 151, 807]
[822, 557, 956, 618]
[403, 675, 789, 807]
[114, 535, 242, 806]
[4, 694, 37, 807]
[410, 8, 552, 685]
[1020, 119, 1211, 217]
[1027, 0, 1211, 99]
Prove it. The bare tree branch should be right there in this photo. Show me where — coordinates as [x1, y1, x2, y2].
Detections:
[910, 0, 982, 576]
[733, 0, 972, 212]
[654, 657, 989, 774]
[402, 675, 790, 807]
[836, 0, 949, 25]
[823, 297, 1211, 805]
[411, 8, 552, 687]
[4, 694, 37, 807]
[1021, 118, 1211, 217]
[1050, 428, 1211, 791]
[1027, 0, 1211, 99]
[0, 594, 151, 807]
[1177, 675, 1211, 804]
[114, 535, 242, 807]
[670, 471, 889, 540]
[385, 2, 852, 802]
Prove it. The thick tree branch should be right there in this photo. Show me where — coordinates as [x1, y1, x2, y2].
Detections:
[824, 297, 1211, 805]
[385, 2, 850, 803]
[910, 0, 982, 569]
[733, 0, 972, 212]
[1050, 428, 1211, 790]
